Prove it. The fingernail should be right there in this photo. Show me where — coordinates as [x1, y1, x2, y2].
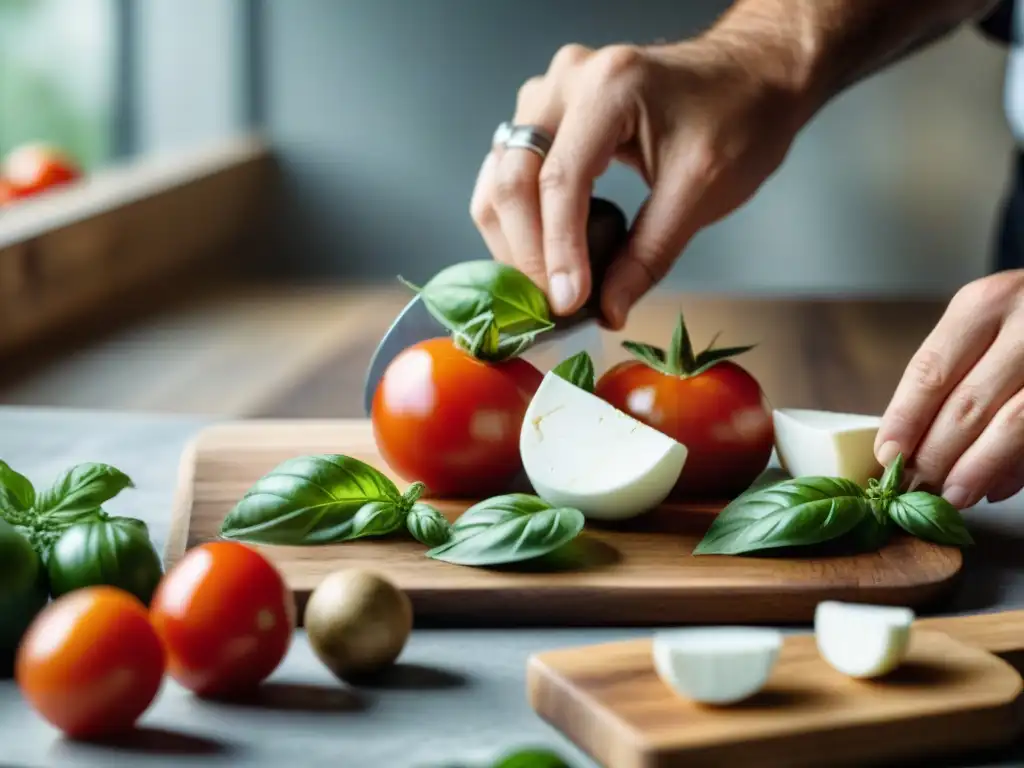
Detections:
[876, 440, 901, 467]
[548, 272, 577, 314]
[942, 485, 972, 509]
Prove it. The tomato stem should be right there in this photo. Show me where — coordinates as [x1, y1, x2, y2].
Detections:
[621, 308, 757, 378]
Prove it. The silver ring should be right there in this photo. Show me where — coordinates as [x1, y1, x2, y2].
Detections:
[492, 121, 554, 160]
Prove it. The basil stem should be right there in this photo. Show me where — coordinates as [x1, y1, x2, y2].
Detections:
[550, 351, 596, 393]
[219, 454, 419, 545]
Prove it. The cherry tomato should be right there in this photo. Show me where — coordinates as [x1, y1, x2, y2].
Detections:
[595, 329, 773, 500]
[149, 541, 294, 698]
[2, 143, 81, 199]
[15, 586, 165, 739]
[371, 336, 544, 497]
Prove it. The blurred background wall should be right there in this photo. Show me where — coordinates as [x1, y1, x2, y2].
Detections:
[2, 0, 1016, 297]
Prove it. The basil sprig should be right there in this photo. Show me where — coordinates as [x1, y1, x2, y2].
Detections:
[622, 310, 756, 378]
[0, 460, 136, 556]
[694, 452, 973, 556]
[426, 494, 585, 566]
[551, 351, 596, 393]
[401, 260, 554, 362]
[219, 458, 587, 568]
[405, 502, 453, 547]
[219, 455, 428, 545]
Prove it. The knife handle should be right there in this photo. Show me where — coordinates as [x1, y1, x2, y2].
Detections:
[582, 196, 629, 317]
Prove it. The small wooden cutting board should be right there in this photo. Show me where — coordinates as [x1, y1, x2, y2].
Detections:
[166, 419, 963, 626]
[527, 611, 1024, 767]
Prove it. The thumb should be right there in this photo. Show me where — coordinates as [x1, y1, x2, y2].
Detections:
[600, 176, 703, 329]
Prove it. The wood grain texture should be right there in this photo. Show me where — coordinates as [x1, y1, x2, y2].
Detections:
[527, 626, 1024, 768]
[166, 419, 963, 627]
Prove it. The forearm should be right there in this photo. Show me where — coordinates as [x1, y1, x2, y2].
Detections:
[705, 0, 1000, 119]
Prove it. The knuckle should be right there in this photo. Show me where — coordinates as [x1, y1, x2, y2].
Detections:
[549, 43, 591, 74]
[537, 157, 570, 195]
[948, 385, 985, 429]
[590, 44, 645, 85]
[999, 394, 1024, 432]
[953, 275, 1014, 312]
[469, 195, 492, 227]
[907, 349, 948, 394]
[515, 76, 546, 110]
[493, 166, 532, 206]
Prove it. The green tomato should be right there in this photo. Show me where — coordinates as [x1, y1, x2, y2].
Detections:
[0, 518, 49, 674]
[47, 516, 164, 605]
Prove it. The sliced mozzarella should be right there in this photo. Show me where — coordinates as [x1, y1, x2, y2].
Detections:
[814, 600, 915, 678]
[652, 627, 782, 705]
[519, 372, 687, 521]
[773, 408, 884, 486]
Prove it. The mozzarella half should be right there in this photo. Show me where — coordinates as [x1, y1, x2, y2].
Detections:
[814, 600, 915, 678]
[519, 372, 687, 521]
[652, 627, 783, 705]
[773, 408, 884, 486]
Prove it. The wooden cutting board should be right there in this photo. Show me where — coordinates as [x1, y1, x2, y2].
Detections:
[166, 419, 963, 626]
[527, 610, 1024, 767]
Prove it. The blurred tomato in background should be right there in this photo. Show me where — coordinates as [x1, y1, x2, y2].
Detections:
[0, 143, 82, 205]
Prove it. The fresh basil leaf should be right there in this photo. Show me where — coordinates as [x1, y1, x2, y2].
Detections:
[737, 468, 792, 498]
[888, 492, 974, 546]
[406, 503, 452, 547]
[450, 494, 553, 539]
[219, 454, 404, 545]
[413, 260, 554, 340]
[693, 477, 871, 555]
[551, 351, 596, 393]
[349, 500, 406, 539]
[35, 463, 134, 524]
[427, 505, 584, 566]
[0, 460, 35, 512]
[847, 511, 894, 552]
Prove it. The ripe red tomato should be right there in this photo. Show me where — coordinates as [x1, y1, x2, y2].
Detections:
[2, 143, 81, 199]
[15, 586, 165, 739]
[595, 321, 773, 500]
[149, 541, 294, 698]
[372, 336, 544, 497]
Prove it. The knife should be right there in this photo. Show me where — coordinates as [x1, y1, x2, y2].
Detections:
[362, 196, 630, 415]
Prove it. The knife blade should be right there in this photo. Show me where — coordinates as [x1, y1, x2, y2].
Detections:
[362, 196, 629, 415]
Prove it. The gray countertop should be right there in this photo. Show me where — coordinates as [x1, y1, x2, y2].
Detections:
[2, 406, 1024, 768]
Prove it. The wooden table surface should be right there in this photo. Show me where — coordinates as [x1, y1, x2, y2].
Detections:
[250, 286, 949, 420]
[0, 281, 950, 420]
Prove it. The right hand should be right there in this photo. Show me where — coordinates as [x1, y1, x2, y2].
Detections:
[470, 37, 810, 329]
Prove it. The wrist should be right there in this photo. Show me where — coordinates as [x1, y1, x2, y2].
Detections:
[699, 8, 823, 126]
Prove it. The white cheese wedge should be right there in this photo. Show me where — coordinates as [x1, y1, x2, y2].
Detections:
[519, 372, 688, 521]
[814, 600, 915, 678]
[773, 408, 884, 486]
[652, 627, 783, 705]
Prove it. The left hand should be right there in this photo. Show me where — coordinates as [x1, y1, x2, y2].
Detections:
[874, 270, 1024, 509]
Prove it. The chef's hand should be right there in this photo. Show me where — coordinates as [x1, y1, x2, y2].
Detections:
[469, 38, 806, 329]
[875, 270, 1024, 509]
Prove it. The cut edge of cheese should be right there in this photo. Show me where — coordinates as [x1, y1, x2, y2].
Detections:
[652, 626, 783, 705]
[519, 372, 687, 521]
[814, 600, 915, 679]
